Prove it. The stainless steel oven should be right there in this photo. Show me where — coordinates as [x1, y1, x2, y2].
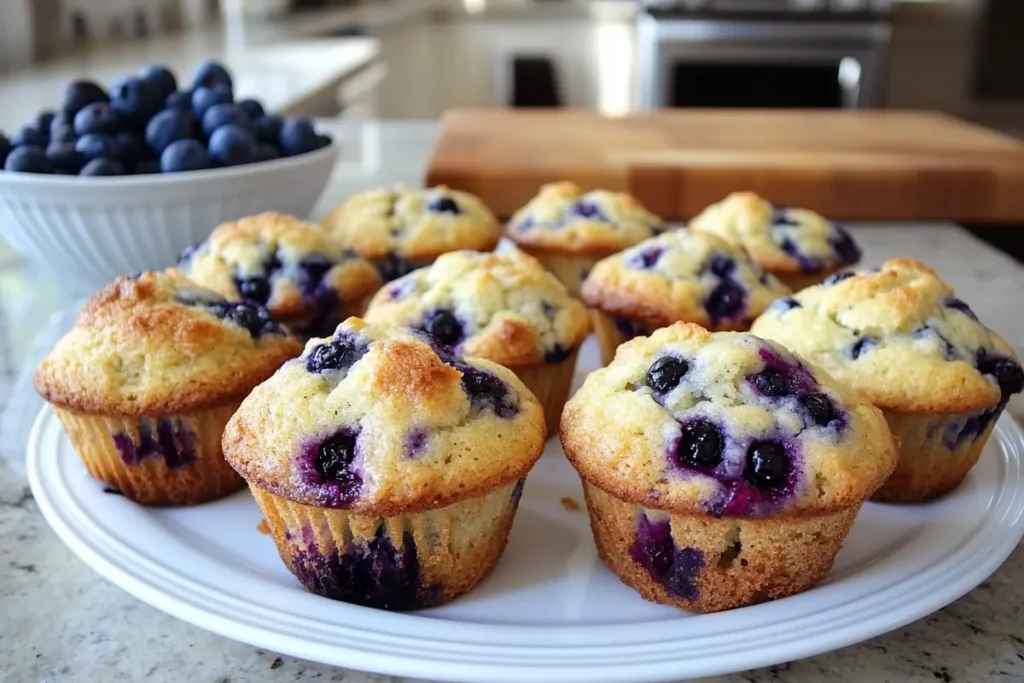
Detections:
[636, 5, 892, 110]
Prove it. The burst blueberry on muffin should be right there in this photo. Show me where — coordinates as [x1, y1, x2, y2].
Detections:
[581, 230, 791, 365]
[363, 249, 590, 432]
[177, 211, 381, 338]
[689, 192, 861, 291]
[33, 271, 302, 505]
[506, 181, 668, 297]
[320, 186, 501, 282]
[560, 322, 895, 613]
[752, 258, 1023, 502]
[222, 318, 545, 609]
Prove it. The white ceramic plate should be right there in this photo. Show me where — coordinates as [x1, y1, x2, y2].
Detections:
[28, 338, 1024, 683]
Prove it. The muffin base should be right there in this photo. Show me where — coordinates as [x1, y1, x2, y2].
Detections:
[54, 404, 244, 506]
[590, 309, 750, 367]
[511, 348, 580, 435]
[516, 247, 612, 299]
[582, 481, 859, 613]
[872, 405, 1003, 503]
[251, 479, 524, 610]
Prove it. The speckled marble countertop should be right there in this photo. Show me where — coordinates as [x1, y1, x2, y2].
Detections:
[2, 121, 1023, 683]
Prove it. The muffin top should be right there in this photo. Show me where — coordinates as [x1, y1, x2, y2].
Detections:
[689, 192, 861, 276]
[560, 323, 896, 518]
[751, 258, 1024, 414]
[320, 185, 501, 276]
[177, 211, 381, 328]
[222, 318, 546, 515]
[34, 271, 302, 417]
[364, 250, 590, 367]
[506, 182, 667, 254]
[581, 230, 791, 331]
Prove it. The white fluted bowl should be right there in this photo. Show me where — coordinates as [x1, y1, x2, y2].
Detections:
[0, 144, 339, 294]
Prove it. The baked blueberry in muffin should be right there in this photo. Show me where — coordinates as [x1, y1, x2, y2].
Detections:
[222, 318, 545, 609]
[690, 192, 861, 291]
[581, 230, 791, 365]
[506, 181, 668, 297]
[752, 258, 1023, 502]
[364, 250, 590, 431]
[34, 270, 302, 505]
[320, 186, 501, 282]
[178, 211, 381, 338]
[560, 322, 895, 613]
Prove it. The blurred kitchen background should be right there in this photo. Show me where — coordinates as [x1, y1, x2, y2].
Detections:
[0, 0, 1021, 137]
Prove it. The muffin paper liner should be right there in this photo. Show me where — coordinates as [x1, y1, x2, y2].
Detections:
[590, 310, 754, 367]
[54, 403, 244, 506]
[582, 481, 860, 613]
[516, 248, 610, 299]
[872, 404, 1004, 503]
[773, 269, 839, 292]
[250, 479, 524, 610]
[511, 347, 580, 435]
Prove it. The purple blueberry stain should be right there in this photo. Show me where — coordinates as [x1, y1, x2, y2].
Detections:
[778, 236, 825, 273]
[629, 514, 705, 601]
[296, 427, 363, 507]
[824, 271, 855, 286]
[850, 337, 877, 360]
[945, 297, 978, 320]
[769, 297, 801, 314]
[571, 199, 608, 222]
[514, 214, 535, 232]
[404, 428, 429, 458]
[388, 280, 414, 301]
[629, 246, 664, 270]
[915, 326, 958, 360]
[112, 418, 196, 469]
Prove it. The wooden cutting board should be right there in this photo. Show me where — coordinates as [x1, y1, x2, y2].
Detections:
[424, 108, 1024, 222]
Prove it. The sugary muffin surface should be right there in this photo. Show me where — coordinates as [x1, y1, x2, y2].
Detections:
[581, 230, 791, 330]
[178, 211, 381, 327]
[320, 186, 501, 277]
[507, 181, 666, 254]
[689, 192, 860, 275]
[223, 318, 546, 515]
[751, 258, 1023, 413]
[34, 271, 302, 416]
[560, 323, 895, 517]
[364, 250, 590, 366]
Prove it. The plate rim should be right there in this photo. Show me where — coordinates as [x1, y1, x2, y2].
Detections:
[28, 405, 1024, 683]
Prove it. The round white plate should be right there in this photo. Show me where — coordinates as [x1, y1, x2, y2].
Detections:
[28, 338, 1024, 683]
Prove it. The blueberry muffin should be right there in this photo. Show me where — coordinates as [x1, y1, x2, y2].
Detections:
[178, 212, 381, 338]
[34, 271, 302, 505]
[582, 230, 791, 366]
[320, 186, 502, 282]
[752, 258, 1023, 502]
[222, 318, 545, 609]
[560, 322, 895, 613]
[506, 181, 668, 297]
[363, 249, 590, 432]
[689, 192, 861, 291]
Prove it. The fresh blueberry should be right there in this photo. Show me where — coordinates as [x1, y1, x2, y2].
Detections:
[457, 364, 517, 418]
[60, 80, 108, 117]
[297, 256, 334, 295]
[191, 60, 233, 91]
[745, 441, 789, 490]
[571, 200, 607, 221]
[237, 98, 265, 120]
[976, 354, 1024, 400]
[73, 102, 120, 136]
[254, 115, 283, 144]
[191, 85, 233, 119]
[675, 420, 723, 470]
[377, 254, 412, 282]
[704, 281, 746, 324]
[771, 205, 797, 225]
[629, 515, 705, 601]
[613, 316, 652, 340]
[429, 196, 461, 214]
[10, 125, 47, 148]
[779, 237, 824, 273]
[647, 356, 689, 393]
[707, 254, 735, 278]
[824, 271, 855, 285]
[109, 76, 163, 125]
[220, 302, 262, 334]
[425, 310, 463, 346]
[160, 139, 209, 172]
[307, 338, 366, 374]
[800, 393, 837, 426]
[35, 110, 56, 134]
[316, 430, 359, 480]
[945, 297, 978, 320]
[80, 158, 126, 176]
[254, 143, 281, 163]
[139, 64, 177, 101]
[279, 117, 331, 156]
[830, 226, 860, 264]
[0, 134, 10, 167]
[4, 146, 51, 173]
[202, 103, 251, 137]
[770, 297, 801, 313]
[49, 111, 73, 135]
[630, 246, 663, 269]
[165, 90, 192, 111]
[850, 337, 877, 360]
[234, 275, 271, 304]
[751, 370, 790, 397]
[208, 124, 256, 166]
[50, 124, 76, 144]
[75, 134, 118, 162]
[45, 141, 85, 174]
[145, 109, 193, 154]
[134, 159, 160, 174]
[114, 131, 150, 166]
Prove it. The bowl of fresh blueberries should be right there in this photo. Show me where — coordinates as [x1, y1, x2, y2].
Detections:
[0, 60, 339, 293]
